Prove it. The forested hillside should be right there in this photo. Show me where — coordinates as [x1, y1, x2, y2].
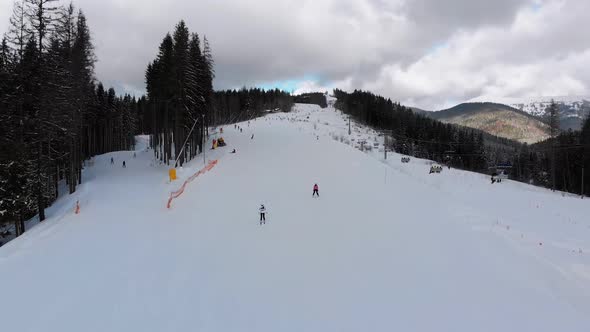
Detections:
[334, 89, 590, 196]
[294, 92, 328, 108]
[212, 88, 293, 125]
[0, 1, 138, 233]
[333, 89, 488, 172]
[427, 103, 550, 144]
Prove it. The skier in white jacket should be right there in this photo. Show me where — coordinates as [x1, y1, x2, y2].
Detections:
[259, 204, 266, 225]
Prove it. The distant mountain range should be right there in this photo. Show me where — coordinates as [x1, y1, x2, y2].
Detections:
[410, 96, 589, 144]
[468, 96, 590, 131]
[409, 107, 429, 115]
[422, 102, 551, 144]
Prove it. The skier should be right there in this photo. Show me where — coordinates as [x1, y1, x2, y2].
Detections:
[122, 161, 126, 168]
[231, 149, 236, 154]
[110, 157, 114, 165]
[133, 152, 136, 158]
[313, 183, 319, 197]
[251, 134, 254, 140]
[259, 204, 266, 225]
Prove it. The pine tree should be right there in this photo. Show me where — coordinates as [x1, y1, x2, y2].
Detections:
[187, 33, 204, 159]
[71, 10, 95, 187]
[25, 0, 61, 55]
[0, 37, 11, 92]
[581, 115, 590, 196]
[0, 32, 31, 236]
[547, 100, 560, 190]
[201, 36, 214, 131]
[6, 0, 30, 60]
[153, 33, 175, 164]
[18, 35, 49, 222]
[172, 21, 190, 166]
[20, 0, 61, 221]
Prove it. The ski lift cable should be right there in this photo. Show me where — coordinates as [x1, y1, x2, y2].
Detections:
[174, 116, 200, 168]
[384, 129, 590, 151]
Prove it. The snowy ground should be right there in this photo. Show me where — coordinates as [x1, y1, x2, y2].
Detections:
[1, 101, 589, 331]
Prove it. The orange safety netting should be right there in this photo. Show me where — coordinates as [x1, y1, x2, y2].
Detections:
[167, 160, 218, 209]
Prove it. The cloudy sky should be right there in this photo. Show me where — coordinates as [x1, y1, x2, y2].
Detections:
[1, 0, 588, 110]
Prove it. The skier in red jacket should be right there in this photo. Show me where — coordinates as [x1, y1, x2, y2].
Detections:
[313, 183, 319, 197]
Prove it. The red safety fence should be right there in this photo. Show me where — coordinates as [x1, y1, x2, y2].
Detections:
[167, 160, 218, 209]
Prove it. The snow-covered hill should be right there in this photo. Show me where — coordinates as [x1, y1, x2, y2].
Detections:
[1, 102, 589, 331]
[469, 96, 589, 116]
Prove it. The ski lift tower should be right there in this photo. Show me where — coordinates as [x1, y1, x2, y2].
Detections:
[443, 150, 456, 167]
[380, 129, 394, 160]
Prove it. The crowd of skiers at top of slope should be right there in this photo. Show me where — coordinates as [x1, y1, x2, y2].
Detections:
[210, 122, 256, 154]
[258, 184, 319, 225]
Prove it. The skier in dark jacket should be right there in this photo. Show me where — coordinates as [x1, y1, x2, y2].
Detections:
[313, 184, 319, 197]
[259, 204, 266, 225]
[122, 161, 126, 168]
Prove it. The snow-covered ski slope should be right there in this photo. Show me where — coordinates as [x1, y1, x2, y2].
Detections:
[1, 101, 590, 332]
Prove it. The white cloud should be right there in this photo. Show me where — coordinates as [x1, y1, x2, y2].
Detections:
[0, 0, 587, 109]
[344, 0, 590, 109]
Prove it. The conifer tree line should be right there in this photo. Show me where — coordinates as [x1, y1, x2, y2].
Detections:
[458, 100, 590, 196]
[211, 88, 293, 125]
[294, 92, 328, 108]
[333, 89, 488, 171]
[143, 21, 214, 167]
[512, 106, 590, 196]
[0, 0, 138, 235]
